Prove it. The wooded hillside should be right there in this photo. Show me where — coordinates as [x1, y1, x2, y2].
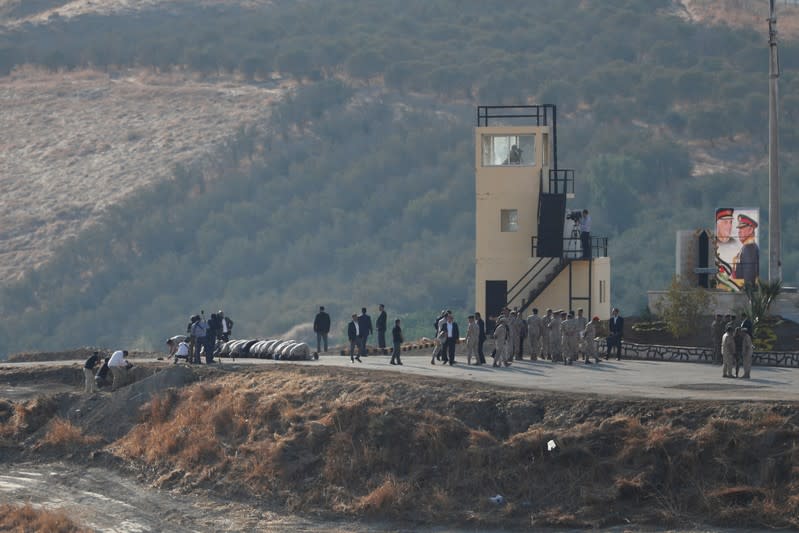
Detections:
[0, 0, 797, 356]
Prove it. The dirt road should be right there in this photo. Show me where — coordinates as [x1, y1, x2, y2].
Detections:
[0, 462, 436, 532]
[3, 353, 798, 401]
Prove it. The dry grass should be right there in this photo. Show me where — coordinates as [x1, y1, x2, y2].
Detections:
[0, 503, 90, 533]
[0, 0, 274, 26]
[105, 367, 799, 529]
[0, 397, 58, 439]
[35, 418, 101, 451]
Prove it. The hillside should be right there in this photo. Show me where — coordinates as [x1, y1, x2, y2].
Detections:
[677, 0, 799, 38]
[0, 0, 798, 356]
[0, 0, 272, 24]
[0, 67, 289, 283]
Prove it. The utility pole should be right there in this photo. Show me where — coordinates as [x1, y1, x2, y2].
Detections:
[768, 0, 782, 281]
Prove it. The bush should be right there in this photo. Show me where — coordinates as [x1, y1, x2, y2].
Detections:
[656, 276, 715, 339]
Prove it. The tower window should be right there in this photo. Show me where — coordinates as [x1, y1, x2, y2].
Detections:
[501, 209, 518, 232]
[482, 134, 535, 166]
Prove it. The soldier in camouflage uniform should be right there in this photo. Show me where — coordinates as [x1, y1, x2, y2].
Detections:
[561, 311, 578, 365]
[507, 311, 520, 361]
[526, 308, 543, 360]
[549, 311, 563, 362]
[542, 308, 554, 360]
[492, 317, 511, 367]
[465, 315, 479, 365]
[576, 308, 588, 360]
[582, 316, 600, 364]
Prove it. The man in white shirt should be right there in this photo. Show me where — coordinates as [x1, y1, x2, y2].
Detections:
[442, 314, 460, 365]
[174, 340, 190, 363]
[108, 350, 131, 391]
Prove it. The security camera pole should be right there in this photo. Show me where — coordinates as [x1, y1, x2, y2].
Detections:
[768, 0, 782, 281]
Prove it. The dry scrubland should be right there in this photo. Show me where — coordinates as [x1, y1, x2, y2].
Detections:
[0, 503, 91, 533]
[0, 0, 272, 24]
[0, 67, 288, 283]
[2, 365, 799, 529]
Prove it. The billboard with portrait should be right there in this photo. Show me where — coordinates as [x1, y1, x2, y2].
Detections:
[715, 207, 760, 291]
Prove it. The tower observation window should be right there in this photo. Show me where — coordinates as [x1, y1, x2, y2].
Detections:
[482, 134, 535, 166]
[501, 209, 519, 232]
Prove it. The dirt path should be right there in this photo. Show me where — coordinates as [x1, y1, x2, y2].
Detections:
[0, 462, 443, 533]
[4, 354, 799, 402]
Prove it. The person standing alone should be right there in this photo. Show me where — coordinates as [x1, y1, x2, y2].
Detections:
[376, 304, 388, 349]
[313, 306, 331, 353]
[606, 308, 624, 360]
[390, 319, 403, 365]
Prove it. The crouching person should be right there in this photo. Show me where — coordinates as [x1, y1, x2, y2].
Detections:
[108, 350, 132, 391]
[95, 358, 111, 389]
[173, 339, 190, 363]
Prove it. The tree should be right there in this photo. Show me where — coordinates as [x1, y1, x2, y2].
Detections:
[740, 278, 782, 338]
[656, 276, 715, 339]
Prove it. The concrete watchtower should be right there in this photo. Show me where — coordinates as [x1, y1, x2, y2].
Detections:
[475, 105, 611, 325]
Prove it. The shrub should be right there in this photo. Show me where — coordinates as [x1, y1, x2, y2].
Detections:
[37, 418, 101, 450]
[0, 503, 90, 533]
[656, 276, 715, 339]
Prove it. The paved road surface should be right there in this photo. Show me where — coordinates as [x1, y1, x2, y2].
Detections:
[3, 352, 798, 401]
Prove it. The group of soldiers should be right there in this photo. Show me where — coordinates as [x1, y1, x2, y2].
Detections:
[492, 307, 602, 367]
[428, 307, 605, 368]
[711, 313, 754, 379]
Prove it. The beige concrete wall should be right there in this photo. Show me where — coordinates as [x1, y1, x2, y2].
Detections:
[475, 125, 551, 316]
[529, 258, 612, 319]
[473, 124, 611, 320]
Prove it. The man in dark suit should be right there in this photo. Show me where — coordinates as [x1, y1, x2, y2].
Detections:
[475, 312, 487, 365]
[376, 304, 388, 348]
[442, 314, 460, 365]
[732, 214, 759, 286]
[606, 308, 624, 360]
[358, 307, 373, 356]
[347, 314, 362, 362]
[313, 306, 331, 352]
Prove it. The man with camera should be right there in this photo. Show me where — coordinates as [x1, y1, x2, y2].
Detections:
[579, 209, 591, 259]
